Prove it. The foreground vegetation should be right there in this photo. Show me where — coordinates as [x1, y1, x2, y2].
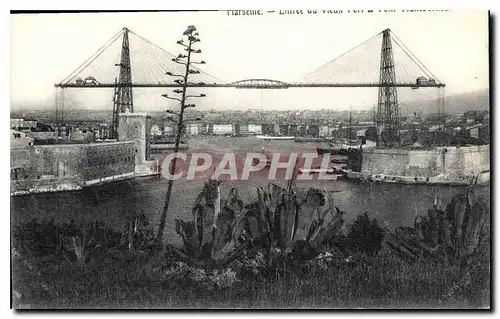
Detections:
[11, 181, 490, 309]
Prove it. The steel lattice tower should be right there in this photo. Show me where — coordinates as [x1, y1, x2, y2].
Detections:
[376, 29, 399, 148]
[112, 27, 134, 139]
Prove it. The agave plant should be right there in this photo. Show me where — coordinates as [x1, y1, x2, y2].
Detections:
[385, 187, 489, 265]
[60, 229, 102, 266]
[169, 179, 346, 266]
[253, 184, 345, 257]
[58, 221, 123, 265]
[120, 213, 157, 253]
[170, 179, 247, 265]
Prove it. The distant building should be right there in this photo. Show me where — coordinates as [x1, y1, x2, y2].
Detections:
[248, 124, 262, 135]
[98, 123, 110, 140]
[213, 124, 234, 135]
[150, 124, 163, 136]
[10, 129, 34, 148]
[429, 125, 444, 133]
[470, 126, 479, 140]
[10, 119, 23, 129]
[70, 130, 95, 143]
[467, 123, 489, 143]
[308, 124, 319, 137]
[28, 131, 58, 141]
[164, 123, 176, 135]
[186, 123, 199, 136]
[319, 125, 330, 137]
[10, 118, 38, 130]
[12, 120, 58, 142]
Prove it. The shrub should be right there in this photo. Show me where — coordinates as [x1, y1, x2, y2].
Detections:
[345, 213, 385, 257]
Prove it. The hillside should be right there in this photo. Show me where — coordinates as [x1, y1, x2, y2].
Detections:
[400, 89, 489, 115]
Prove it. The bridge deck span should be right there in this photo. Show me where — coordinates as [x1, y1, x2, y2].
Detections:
[55, 83, 446, 88]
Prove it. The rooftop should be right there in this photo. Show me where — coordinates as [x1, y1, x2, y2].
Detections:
[119, 112, 151, 118]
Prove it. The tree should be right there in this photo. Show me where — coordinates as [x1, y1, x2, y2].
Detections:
[157, 25, 206, 242]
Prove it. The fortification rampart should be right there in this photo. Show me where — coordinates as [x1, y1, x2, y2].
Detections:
[360, 145, 490, 184]
[11, 141, 136, 195]
[361, 148, 410, 176]
[11, 112, 159, 195]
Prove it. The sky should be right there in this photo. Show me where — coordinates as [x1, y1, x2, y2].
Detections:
[10, 10, 489, 112]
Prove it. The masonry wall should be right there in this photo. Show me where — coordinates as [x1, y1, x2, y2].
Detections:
[11, 147, 34, 180]
[25, 144, 86, 179]
[11, 141, 137, 194]
[11, 177, 82, 195]
[361, 145, 490, 180]
[436, 145, 490, 178]
[361, 148, 410, 175]
[407, 150, 440, 177]
[83, 141, 136, 182]
[11, 112, 157, 194]
[118, 113, 151, 165]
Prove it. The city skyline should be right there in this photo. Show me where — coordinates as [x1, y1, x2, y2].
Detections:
[11, 10, 489, 112]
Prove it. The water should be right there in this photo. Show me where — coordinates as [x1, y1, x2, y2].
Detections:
[11, 136, 490, 245]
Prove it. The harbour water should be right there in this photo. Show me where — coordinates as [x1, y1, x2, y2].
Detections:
[11, 136, 490, 245]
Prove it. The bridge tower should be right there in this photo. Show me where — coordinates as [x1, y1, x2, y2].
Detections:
[112, 27, 134, 139]
[376, 28, 399, 148]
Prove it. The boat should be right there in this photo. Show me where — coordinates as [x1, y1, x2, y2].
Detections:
[338, 164, 348, 170]
[150, 143, 188, 150]
[331, 158, 348, 164]
[298, 168, 338, 174]
[150, 135, 189, 150]
[317, 106, 363, 155]
[256, 135, 295, 140]
[340, 169, 366, 180]
[295, 137, 331, 143]
[316, 146, 360, 156]
[327, 174, 345, 181]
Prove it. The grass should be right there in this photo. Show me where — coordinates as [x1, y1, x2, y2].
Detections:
[11, 218, 490, 309]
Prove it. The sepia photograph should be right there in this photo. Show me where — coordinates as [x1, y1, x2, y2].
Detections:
[9, 8, 491, 309]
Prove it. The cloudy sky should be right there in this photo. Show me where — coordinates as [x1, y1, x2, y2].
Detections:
[10, 9, 489, 112]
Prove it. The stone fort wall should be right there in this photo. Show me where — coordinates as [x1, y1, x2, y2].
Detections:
[361, 145, 490, 181]
[11, 112, 155, 194]
[11, 141, 136, 193]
